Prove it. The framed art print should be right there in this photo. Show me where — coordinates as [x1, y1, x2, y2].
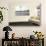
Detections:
[9, 0, 41, 26]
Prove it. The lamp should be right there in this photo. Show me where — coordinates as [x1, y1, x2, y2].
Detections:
[3, 26, 12, 39]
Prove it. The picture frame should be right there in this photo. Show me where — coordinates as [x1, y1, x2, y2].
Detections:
[9, 0, 41, 26]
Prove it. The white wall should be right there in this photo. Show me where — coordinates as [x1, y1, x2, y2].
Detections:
[0, 0, 46, 46]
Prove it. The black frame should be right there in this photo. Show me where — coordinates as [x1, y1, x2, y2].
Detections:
[9, 21, 40, 26]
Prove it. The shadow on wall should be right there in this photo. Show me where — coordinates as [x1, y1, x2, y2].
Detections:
[0, 39, 2, 46]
